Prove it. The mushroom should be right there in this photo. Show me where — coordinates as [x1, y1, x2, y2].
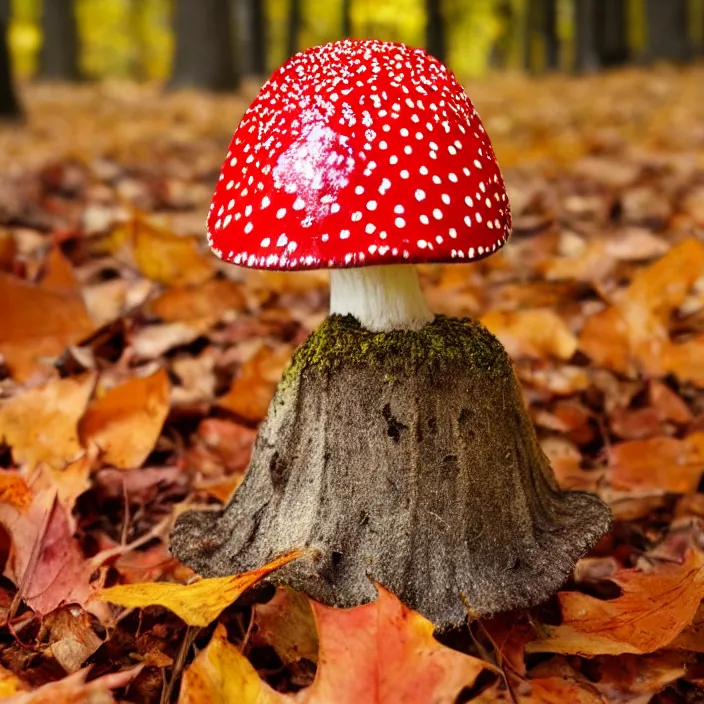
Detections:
[171, 39, 612, 630]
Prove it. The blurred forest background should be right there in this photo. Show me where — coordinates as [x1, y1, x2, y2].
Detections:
[1, 0, 704, 120]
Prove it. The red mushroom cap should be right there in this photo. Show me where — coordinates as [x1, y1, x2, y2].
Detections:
[207, 39, 511, 270]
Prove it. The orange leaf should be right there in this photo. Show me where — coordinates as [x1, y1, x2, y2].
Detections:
[148, 278, 246, 323]
[607, 434, 704, 494]
[178, 586, 493, 704]
[481, 309, 578, 360]
[217, 344, 293, 422]
[0, 252, 94, 381]
[527, 550, 704, 656]
[303, 586, 493, 703]
[80, 369, 171, 469]
[0, 373, 96, 469]
[0, 474, 32, 513]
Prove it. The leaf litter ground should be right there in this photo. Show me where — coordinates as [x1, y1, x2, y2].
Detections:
[0, 66, 704, 702]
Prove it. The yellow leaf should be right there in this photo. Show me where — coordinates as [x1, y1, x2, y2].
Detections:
[178, 624, 286, 704]
[96, 549, 304, 626]
[0, 664, 26, 697]
[80, 369, 171, 469]
[131, 218, 214, 286]
[0, 373, 96, 469]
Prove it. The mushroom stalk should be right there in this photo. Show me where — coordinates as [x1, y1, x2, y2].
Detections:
[329, 264, 434, 332]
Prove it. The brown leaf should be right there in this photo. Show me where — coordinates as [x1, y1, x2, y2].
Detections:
[254, 588, 319, 665]
[42, 606, 103, 673]
[0, 373, 96, 469]
[527, 549, 704, 655]
[80, 369, 171, 469]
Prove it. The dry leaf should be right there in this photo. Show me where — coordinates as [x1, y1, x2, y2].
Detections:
[527, 549, 704, 656]
[607, 434, 704, 494]
[148, 278, 246, 323]
[97, 549, 304, 626]
[80, 369, 171, 469]
[129, 217, 214, 286]
[0, 251, 95, 381]
[481, 309, 578, 360]
[217, 344, 294, 422]
[0, 373, 96, 469]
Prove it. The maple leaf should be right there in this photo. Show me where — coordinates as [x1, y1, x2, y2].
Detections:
[179, 586, 495, 704]
[527, 549, 704, 656]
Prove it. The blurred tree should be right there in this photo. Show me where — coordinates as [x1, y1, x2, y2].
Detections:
[169, 0, 239, 91]
[286, 0, 302, 57]
[525, 0, 558, 71]
[0, 0, 22, 118]
[575, 0, 629, 71]
[342, 0, 352, 36]
[39, 0, 80, 80]
[237, 0, 267, 77]
[425, 0, 446, 63]
[644, 0, 689, 61]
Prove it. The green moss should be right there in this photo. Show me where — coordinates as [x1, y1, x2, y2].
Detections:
[282, 315, 510, 385]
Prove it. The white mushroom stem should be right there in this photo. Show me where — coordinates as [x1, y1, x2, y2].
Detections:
[329, 264, 434, 332]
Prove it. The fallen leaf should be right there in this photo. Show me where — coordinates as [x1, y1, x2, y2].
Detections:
[42, 606, 103, 673]
[3, 665, 142, 704]
[178, 623, 284, 704]
[129, 217, 214, 286]
[96, 549, 304, 626]
[481, 309, 578, 360]
[0, 373, 96, 469]
[0, 665, 26, 698]
[303, 586, 494, 703]
[80, 369, 171, 469]
[607, 434, 704, 494]
[0, 473, 33, 512]
[0, 250, 95, 381]
[527, 549, 704, 656]
[179, 586, 494, 704]
[254, 588, 319, 665]
[148, 277, 246, 323]
[217, 344, 294, 422]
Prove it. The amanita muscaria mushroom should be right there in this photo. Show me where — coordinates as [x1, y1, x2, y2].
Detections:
[171, 39, 612, 629]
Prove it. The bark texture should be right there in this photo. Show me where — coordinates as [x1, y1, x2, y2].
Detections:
[172, 315, 612, 630]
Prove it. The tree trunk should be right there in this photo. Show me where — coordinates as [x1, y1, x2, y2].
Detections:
[39, 0, 80, 80]
[238, 0, 267, 78]
[574, 0, 599, 72]
[645, 0, 690, 62]
[169, 0, 240, 91]
[0, 0, 21, 120]
[525, 0, 558, 72]
[595, 0, 629, 66]
[342, 0, 353, 37]
[425, 0, 446, 64]
[286, 0, 302, 58]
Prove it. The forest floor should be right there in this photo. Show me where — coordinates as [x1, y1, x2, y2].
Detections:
[0, 64, 704, 703]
